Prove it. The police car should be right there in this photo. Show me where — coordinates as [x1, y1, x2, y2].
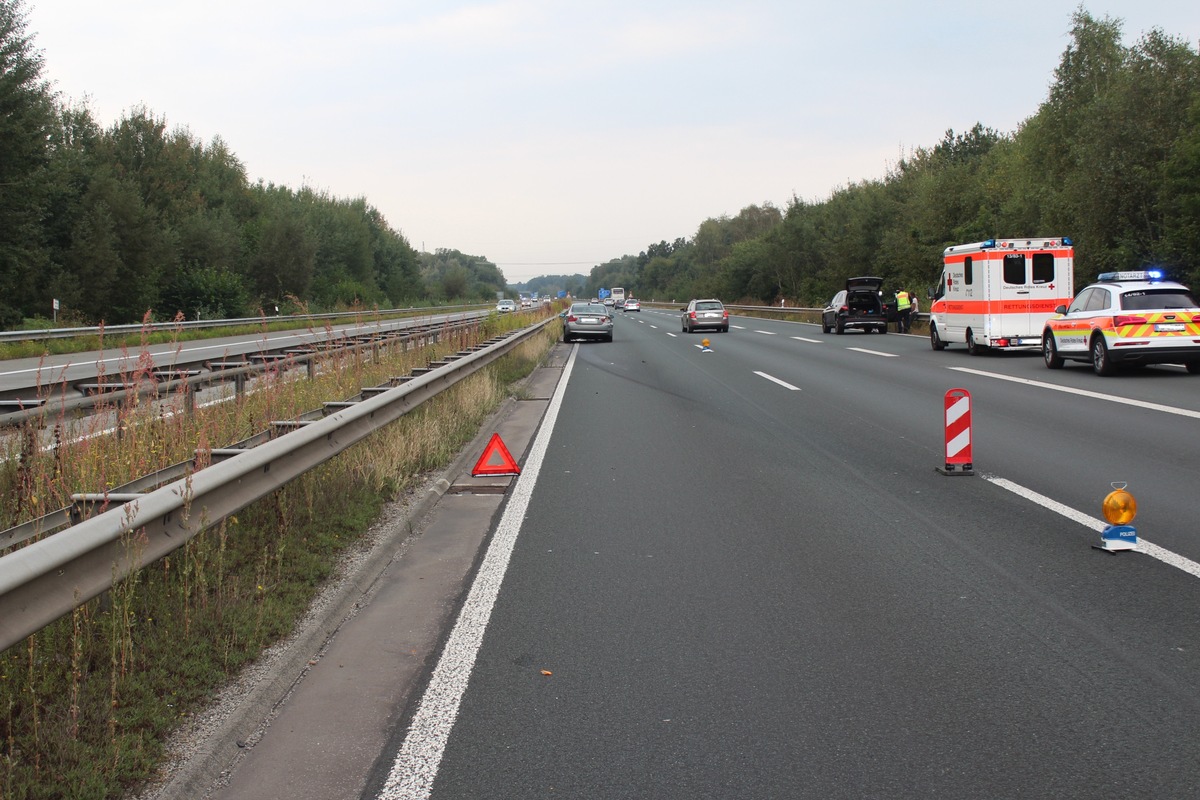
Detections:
[1042, 270, 1200, 375]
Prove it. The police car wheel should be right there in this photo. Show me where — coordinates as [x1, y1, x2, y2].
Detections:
[1042, 333, 1064, 369]
[1091, 335, 1116, 376]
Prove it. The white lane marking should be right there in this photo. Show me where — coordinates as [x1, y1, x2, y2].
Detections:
[791, 336, 823, 343]
[754, 371, 801, 391]
[983, 475, 1200, 579]
[731, 325, 746, 330]
[949, 367, 1200, 420]
[379, 346, 577, 799]
[846, 347, 899, 358]
[754, 330, 777, 335]
[649, 325, 657, 329]
[666, 332, 677, 338]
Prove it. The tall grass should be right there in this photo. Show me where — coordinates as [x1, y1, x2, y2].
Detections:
[0, 312, 558, 799]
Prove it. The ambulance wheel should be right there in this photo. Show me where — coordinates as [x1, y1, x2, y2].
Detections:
[930, 325, 946, 351]
[1091, 335, 1116, 375]
[966, 330, 984, 356]
[1042, 333, 1064, 369]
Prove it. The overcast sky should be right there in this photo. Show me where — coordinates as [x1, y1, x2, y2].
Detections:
[25, 1, 1200, 283]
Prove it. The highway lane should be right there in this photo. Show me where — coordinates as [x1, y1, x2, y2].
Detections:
[368, 309, 1200, 798]
[643, 309, 1200, 560]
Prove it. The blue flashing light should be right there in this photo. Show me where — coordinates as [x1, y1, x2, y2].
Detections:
[981, 239, 996, 249]
[1146, 268, 1164, 281]
[1062, 236, 1073, 246]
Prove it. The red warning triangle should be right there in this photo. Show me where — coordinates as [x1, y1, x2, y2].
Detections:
[472, 433, 521, 476]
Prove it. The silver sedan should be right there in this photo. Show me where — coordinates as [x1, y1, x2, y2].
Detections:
[562, 303, 614, 343]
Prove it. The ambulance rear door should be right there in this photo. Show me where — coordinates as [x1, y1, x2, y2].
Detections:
[997, 248, 1066, 344]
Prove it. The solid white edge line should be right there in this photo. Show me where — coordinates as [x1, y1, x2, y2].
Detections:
[754, 371, 801, 391]
[378, 345, 578, 800]
[982, 475, 1200, 579]
[949, 367, 1200, 419]
[754, 330, 778, 335]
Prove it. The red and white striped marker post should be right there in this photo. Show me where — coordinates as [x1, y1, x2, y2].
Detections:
[937, 388, 974, 476]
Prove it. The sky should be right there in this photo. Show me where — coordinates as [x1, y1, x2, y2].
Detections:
[24, 1, 1200, 284]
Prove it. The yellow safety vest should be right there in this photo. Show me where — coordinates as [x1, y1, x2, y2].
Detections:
[896, 292, 911, 311]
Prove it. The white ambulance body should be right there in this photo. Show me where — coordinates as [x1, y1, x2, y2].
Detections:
[928, 237, 1075, 354]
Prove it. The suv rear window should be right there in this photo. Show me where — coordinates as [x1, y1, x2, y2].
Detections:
[1120, 290, 1198, 310]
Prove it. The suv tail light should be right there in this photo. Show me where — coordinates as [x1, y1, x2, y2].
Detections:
[1114, 315, 1148, 328]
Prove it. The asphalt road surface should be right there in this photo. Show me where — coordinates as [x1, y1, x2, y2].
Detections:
[362, 310, 1200, 799]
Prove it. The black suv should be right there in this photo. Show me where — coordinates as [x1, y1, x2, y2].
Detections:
[822, 277, 888, 334]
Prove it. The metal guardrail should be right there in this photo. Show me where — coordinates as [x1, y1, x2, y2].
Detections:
[0, 317, 554, 651]
[0, 304, 490, 344]
[0, 316, 486, 426]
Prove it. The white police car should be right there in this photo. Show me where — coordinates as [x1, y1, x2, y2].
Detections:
[1042, 270, 1200, 375]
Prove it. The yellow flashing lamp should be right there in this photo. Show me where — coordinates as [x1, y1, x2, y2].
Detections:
[1102, 484, 1137, 526]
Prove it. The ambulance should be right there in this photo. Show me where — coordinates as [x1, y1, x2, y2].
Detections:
[927, 237, 1075, 354]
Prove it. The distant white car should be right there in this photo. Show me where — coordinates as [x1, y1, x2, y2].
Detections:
[496, 299, 517, 313]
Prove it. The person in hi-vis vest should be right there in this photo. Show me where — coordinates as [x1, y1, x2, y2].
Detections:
[895, 289, 912, 332]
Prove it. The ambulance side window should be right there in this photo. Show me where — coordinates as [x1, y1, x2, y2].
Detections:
[1003, 253, 1026, 284]
[963, 257, 973, 285]
[1067, 289, 1094, 314]
[1031, 253, 1055, 284]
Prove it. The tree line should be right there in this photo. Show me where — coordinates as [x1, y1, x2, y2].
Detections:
[0, 0, 508, 328]
[587, 10, 1200, 307]
[5, 4, 1198, 325]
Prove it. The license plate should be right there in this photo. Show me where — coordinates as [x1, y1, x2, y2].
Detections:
[1156, 323, 1185, 332]
[704, 313, 718, 318]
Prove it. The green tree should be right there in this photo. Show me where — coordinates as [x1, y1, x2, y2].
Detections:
[0, 0, 54, 326]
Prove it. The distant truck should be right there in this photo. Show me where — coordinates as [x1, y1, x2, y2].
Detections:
[928, 237, 1075, 355]
[610, 287, 626, 307]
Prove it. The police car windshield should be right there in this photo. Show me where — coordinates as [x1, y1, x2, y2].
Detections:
[1120, 290, 1198, 310]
